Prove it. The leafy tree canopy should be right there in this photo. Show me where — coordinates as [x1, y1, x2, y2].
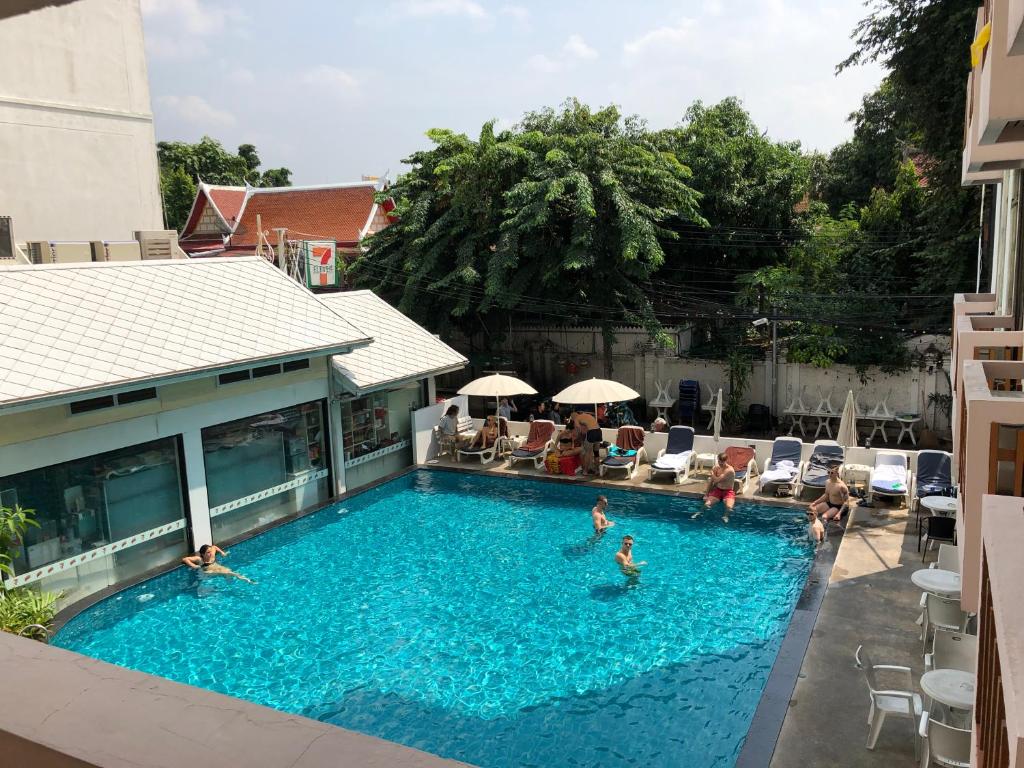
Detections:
[157, 137, 292, 230]
[353, 99, 704, 375]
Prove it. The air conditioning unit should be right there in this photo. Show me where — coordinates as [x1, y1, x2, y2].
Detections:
[0, 217, 14, 261]
[26, 241, 52, 264]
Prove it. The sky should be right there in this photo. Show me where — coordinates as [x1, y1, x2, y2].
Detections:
[140, 0, 887, 185]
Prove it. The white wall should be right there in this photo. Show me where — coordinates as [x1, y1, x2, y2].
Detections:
[0, 0, 163, 242]
[412, 394, 468, 463]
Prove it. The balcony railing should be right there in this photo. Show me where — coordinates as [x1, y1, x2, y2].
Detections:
[957, 360, 1024, 611]
[976, 494, 1024, 767]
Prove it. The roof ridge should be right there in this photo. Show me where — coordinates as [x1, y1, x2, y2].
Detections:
[0, 256, 263, 273]
[249, 181, 377, 194]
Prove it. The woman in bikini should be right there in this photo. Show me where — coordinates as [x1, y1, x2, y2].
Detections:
[183, 544, 255, 584]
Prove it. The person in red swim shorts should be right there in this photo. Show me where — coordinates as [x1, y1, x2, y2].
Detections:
[693, 451, 737, 523]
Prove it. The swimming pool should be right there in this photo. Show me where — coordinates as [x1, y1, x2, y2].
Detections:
[55, 469, 814, 768]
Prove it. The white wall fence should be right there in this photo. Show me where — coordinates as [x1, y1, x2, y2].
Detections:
[449, 325, 953, 433]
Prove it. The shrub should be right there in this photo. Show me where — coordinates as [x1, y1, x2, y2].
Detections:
[0, 588, 61, 641]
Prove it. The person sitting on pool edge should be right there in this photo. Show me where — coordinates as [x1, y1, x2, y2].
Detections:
[615, 535, 646, 576]
[183, 544, 255, 584]
[693, 451, 736, 523]
[592, 495, 615, 534]
[809, 466, 849, 525]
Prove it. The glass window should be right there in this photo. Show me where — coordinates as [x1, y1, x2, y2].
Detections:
[0, 437, 188, 603]
[202, 400, 330, 542]
[340, 386, 423, 463]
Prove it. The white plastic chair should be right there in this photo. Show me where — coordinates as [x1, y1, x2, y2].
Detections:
[921, 593, 969, 654]
[924, 629, 977, 674]
[934, 544, 959, 573]
[702, 384, 720, 430]
[855, 645, 923, 752]
[784, 385, 808, 414]
[918, 713, 971, 768]
[813, 385, 836, 414]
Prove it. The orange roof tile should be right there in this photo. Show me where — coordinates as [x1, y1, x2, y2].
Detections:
[230, 184, 378, 248]
[209, 186, 246, 225]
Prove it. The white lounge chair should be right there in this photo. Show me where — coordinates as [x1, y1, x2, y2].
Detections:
[869, 450, 914, 506]
[758, 436, 803, 493]
[918, 714, 971, 768]
[793, 440, 844, 498]
[648, 426, 696, 484]
[855, 645, 923, 752]
[599, 426, 647, 481]
[507, 420, 556, 470]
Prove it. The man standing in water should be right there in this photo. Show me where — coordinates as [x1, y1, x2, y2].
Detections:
[592, 495, 615, 534]
[615, 535, 646, 576]
[183, 544, 255, 584]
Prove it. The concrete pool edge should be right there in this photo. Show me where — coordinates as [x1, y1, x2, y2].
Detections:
[48, 463, 833, 768]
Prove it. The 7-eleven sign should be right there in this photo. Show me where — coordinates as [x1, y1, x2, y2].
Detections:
[303, 240, 337, 288]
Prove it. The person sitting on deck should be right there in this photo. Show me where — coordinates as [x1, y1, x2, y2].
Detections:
[468, 414, 500, 449]
[183, 544, 255, 584]
[438, 404, 469, 453]
[809, 466, 849, 524]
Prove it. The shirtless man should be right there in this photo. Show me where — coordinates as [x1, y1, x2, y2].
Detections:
[810, 466, 849, 523]
[182, 544, 255, 584]
[807, 508, 825, 544]
[614, 535, 646, 576]
[573, 408, 602, 475]
[693, 451, 736, 522]
[591, 495, 615, 534]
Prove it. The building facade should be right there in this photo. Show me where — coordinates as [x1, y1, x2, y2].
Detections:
[956, 1, 1024, 764]
[0, 0, 163, 244]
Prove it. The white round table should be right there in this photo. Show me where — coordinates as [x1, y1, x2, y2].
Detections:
[911, 568, 961, 597]
[922, 496, 958, 517]
[920, 669, 975, 711]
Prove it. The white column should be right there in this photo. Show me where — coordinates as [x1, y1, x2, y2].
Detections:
[330, 399, 347, 496]
[181, 429, 212, 548]
[427, 376, 437, 404]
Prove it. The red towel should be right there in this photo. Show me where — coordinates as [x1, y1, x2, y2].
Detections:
[724, 445, 755, 470]
[522, 420, 555, 452]
[616, 426, 645, 451]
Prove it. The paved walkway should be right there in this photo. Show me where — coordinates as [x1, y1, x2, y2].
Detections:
[770, 504, 924, 767]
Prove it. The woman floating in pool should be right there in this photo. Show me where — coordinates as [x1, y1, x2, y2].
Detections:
[182, 544, 255, 584]
[614, 535, 646, 578]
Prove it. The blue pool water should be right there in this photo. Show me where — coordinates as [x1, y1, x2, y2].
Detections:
[55, 470, 813, 768]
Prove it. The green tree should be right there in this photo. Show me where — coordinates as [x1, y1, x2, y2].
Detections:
[156, 137, 292, 231]
[354, 100, 704, 376]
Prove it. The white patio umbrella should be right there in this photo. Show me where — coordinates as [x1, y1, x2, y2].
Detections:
[551, 378, 640, 414]
[836, 389, 859, 448]
[458, 373, 537, 417]
[712, 387, 723, 442]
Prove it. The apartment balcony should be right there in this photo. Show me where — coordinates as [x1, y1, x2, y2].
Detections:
[963, 4, 1024, 180]
[957, 360, 1024, 612]
[977, 494, 1024, 768]
[1012, 0, 1024, 55]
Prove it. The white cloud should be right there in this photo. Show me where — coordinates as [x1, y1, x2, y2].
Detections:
[527, 54, 563, 74]
[397, 0, 487, 19]
[142, 0, 246, 58]
[499, 5, 529, 22]
[623, 18, 696, 57]
[158, 95, 235, 127]
[226, 66, 254, 85]
[563, 34, 597, 60]
[302, 65, 360, 94]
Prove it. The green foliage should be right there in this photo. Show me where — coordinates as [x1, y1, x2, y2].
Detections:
[354, 99, 703, 375]
[0, 504, 37, 585]
[724, 350, 753, 429]
[157, 137, 292, 231]
[0, 588, 61, 641]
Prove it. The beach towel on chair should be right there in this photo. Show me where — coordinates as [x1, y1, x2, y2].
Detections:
[724, 446, 755, 476]
[873, 464, 907, 492]
[616, 426, 645, 451]
[513, 420, 555, 456]
[760, 460, 797, 484]
[653, 452, 692, 470]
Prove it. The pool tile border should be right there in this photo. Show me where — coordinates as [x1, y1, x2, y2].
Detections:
[52, 461, 839, 768]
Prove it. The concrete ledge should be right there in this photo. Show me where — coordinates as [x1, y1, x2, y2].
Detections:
[0, 632, 469, 768]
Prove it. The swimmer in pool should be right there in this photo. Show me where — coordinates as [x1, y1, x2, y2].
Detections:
[614, 535, 646, 577]
[592, 495, 615, 534]
[182, 544, 255, 584]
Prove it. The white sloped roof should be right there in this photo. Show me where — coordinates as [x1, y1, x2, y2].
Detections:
[0, 257, 371, 410]
[320, 291, 467, 395]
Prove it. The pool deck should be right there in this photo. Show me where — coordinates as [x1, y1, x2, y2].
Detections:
[768, 503, 923, 767]
[423, 455, 923, 767]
